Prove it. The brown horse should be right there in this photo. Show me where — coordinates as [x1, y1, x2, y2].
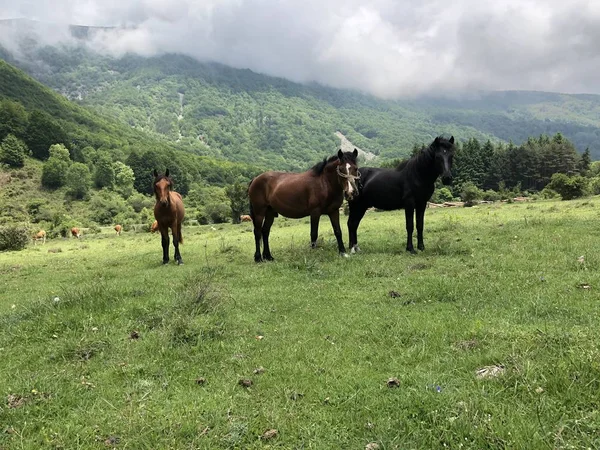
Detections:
[240, 214, 252, 222]
[71, 227, 81, 239]
[114, 224, 122, 235]
[153, 169, 185, 265]
[150, 220, 159, 233]
[33, 230, 46, 245]
[248, 149, 360, 262]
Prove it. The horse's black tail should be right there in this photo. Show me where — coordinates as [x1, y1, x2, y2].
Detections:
[248, 178, 255, 220]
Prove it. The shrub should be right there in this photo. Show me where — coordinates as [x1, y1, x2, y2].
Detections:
[0, 225, 29, 251]
[430, 187, 453, 204]
[196, 208, 209, 225]
[589, 177, 600, 195]
[460, 182, 483, 206]
[482, 189, 501, 202]
[547, 173, 588, 200]
[205, 203, 230, 224]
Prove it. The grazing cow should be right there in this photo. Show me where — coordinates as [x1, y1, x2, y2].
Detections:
[114, 224, 122, 235]
[151, 220, 159, 233]
[71, 227, 81, 239]
[33, 230, 46, 245]
[240, 214, 252, 222]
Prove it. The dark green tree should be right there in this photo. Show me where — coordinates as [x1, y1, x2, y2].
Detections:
[0, 134, 28, 167]
[94, 152, 115, 189]
[0, 99, 28, 141]
[579, 148, 591, 175]
[24, 110, 69, 160]
[225, 182, 249, 224]
[66, 162, 92, 199]
[41, 144, 71, 189]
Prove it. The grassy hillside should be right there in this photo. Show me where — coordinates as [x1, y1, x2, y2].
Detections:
[1, 200, 600, 448]
[4, 38, 600, 168]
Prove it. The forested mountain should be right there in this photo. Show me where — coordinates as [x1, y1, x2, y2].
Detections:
[2, 24, 600, 170]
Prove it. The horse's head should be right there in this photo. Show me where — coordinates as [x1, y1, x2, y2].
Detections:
[431, 136, 455, 185]
[336, 148, 360, 200]
[153, 169, 173, 207]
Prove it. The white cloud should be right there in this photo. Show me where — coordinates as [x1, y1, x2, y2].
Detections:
[1, 0, 600, 97]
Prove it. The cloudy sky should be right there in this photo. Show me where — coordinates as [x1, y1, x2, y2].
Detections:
[1, 0, 600, 97]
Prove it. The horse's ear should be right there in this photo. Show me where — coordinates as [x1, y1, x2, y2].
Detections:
[165, 169, 170, 177]
[449, 136, 455, 144]
[337, 149, 343, 160]
[353, 148, 358, 158]
[434, 136, 440, 145]
[153, 169, 158, 177]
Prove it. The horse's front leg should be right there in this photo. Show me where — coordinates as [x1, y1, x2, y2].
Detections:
[405, 207, 416, 254]
[172, 224, 183, 265]
[416, 203, 426, 251]
[310, 213, 320, 248]
[328, 209, 348, 257]
[347, 203, 367, 253]
[160, 230, 170, 264]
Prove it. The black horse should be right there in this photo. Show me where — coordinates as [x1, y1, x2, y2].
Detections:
[347, 136, 455, 254]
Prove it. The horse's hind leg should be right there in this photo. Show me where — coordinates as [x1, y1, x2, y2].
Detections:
[173, 223, 183, 265]
[261, 209, 276, 261]
[252, 213, 265, 262]
[347, 203, 367, 253]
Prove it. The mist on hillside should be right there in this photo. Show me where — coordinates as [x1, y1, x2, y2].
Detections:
[1, 0, 600, 98]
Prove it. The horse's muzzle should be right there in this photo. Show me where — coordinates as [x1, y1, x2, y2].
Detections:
[441, 176, 453, 186]
[160, 199, 169, 207]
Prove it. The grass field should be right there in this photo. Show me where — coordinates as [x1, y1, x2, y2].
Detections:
[1, 198, 600, 449]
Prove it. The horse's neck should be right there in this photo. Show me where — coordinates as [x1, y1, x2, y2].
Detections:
[412, 150, 439, 183]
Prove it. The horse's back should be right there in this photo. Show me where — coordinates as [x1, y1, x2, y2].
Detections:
[250, 171, 316, 218]
[351, 167, 406, 210]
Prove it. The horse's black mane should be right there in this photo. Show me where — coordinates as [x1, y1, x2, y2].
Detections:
[311, 151, 356, 175]
[395, 136, 453, 172]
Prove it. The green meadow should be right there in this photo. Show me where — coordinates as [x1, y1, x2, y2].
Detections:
[1, 199, 600, 449]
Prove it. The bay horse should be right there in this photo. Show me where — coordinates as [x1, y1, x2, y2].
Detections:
[71, 227, 81, 239]
[153, 169, 185, 265]
[347, 136, 455, 254]
[114, 224, 122, 235]
[240, 214, 252, 222]
[150, 220, 159, 233]
[33, 230, 46, 245]
[248, 149, 360, 262]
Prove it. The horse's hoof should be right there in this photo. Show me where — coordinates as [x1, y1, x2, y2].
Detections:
[350, 245, 360, 254]
[341, 252, 349, 258]
[162, 260, 170, 265]
[177, 260, 184, 265]
[310, 242, 317, 249]
[263, 255, 274, 262]
[254, 256, 263, 263]
[407, 249, 417, 255]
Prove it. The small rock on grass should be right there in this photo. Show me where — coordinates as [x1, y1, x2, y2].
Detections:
[238, 378, 253, 388]
[261, 429, 278, 440]
[386, 377, 400, 388]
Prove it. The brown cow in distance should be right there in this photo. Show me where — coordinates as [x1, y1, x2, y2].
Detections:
[240, 214, 252, 222]
[33, 230, 46, 245]
[71, 227, 81, 239]
[114, 224, 122, 235]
